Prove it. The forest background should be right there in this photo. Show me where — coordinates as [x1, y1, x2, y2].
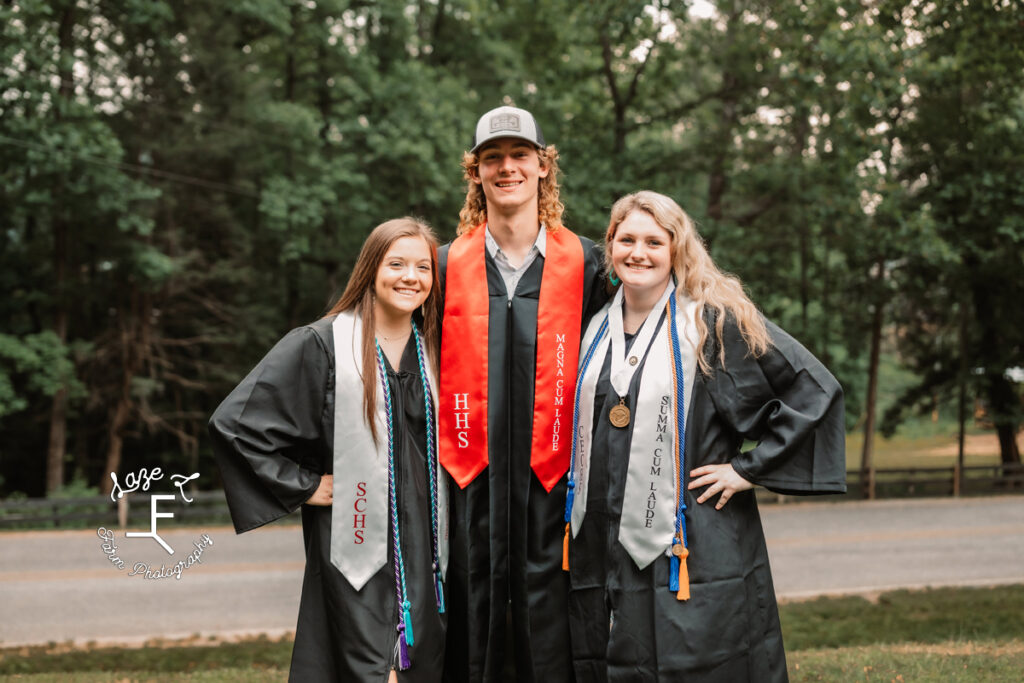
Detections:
[1, 0, 1021, 499]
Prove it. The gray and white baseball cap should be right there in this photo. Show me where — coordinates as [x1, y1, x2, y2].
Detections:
[470, 106, 546, 153]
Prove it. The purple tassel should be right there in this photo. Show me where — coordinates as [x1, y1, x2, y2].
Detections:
[399, 629, 411, 670]
[435, 575, 446, 614]
[669, 555, 680, 592]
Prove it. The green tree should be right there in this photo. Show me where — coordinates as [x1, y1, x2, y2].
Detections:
[881, 0, 1023, 466]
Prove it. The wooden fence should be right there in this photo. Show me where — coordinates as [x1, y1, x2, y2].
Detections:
[757, 462, 1024, 503]
[1, 464, 1022, 529]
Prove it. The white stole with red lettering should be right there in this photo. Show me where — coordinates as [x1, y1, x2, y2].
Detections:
[330, 310, 448, 590]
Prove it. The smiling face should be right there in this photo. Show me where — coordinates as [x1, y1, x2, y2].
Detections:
[610, 210, 674, 296]
[470, 138, 549, 216]
[373, 236, 433, 321]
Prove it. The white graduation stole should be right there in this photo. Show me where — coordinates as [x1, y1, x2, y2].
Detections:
[570, 288, 699, 570]
[330, 311, 448, 590]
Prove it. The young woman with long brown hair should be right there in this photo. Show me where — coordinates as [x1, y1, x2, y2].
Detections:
[563, 191, 846, 682]
[210, 217, 448, 682]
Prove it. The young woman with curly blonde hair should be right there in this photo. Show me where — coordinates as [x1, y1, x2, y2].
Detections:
[564, 190, 846, 682]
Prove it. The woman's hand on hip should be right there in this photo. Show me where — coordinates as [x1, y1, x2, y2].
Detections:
[306, 474, 333, 506]
[688, 464, 752, 510]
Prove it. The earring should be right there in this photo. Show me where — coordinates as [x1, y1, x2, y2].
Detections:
[608, 271, 621, 286]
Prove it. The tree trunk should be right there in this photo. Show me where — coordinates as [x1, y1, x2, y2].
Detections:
[860, 258, 885, 500]
[955, 299, 968, 496]
[971, 279, 1021, 467]
[46, 219, 68, 493]
[46, 388, 67, 493]
[798, 223, 808, 337]
[989, 375, 1022, 467]
[820, 228, 831, 366]
[46, 4, 76, 495]
[706, 147, 728, 222]
[100, 287, 151, 495]
[101, 388, 132, 497]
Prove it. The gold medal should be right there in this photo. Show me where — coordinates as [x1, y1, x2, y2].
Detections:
[672, 543, 689, 558]
[608, 398, 630, 428]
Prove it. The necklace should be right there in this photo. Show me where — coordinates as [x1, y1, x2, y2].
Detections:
[377, 326, 412, 342]
[606, 282, 675, 427]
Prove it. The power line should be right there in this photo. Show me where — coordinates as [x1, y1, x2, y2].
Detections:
[0, 134, 260, 198]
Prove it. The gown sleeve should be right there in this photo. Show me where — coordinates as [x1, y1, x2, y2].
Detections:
[706, 314, 847, 495]
[582, 239, 611, 323]
[208, 326, 327, 533]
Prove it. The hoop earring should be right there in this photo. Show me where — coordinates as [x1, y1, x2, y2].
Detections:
[608, 271, 621, 286]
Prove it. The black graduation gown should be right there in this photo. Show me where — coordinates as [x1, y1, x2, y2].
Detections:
[437, 234, 607, 683]
[568, 310, 846, 683]
[208, 316, 446, 683]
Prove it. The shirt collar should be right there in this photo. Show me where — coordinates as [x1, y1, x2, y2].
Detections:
[484, 223, 547, 260]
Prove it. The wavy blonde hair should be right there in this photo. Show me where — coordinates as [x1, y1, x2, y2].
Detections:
[605, 191, 770, 372]
[456, 145, 565, 235]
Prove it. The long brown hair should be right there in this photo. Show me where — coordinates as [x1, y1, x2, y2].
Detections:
[324, 217, 440, 442]
[456, 145, 565, 234]
[605, 191, 771, 373]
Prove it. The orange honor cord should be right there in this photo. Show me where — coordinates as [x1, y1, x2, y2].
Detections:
[562, 522, 571, 571]
[439, 226, 490, 488]
[530, 227, 585, 491]
[674, 542, 690, 601]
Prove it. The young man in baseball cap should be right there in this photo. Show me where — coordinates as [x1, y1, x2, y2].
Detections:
[436, 105, 607, 682]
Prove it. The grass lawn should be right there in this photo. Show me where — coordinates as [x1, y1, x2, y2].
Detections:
[844, 429, 1014, 471]
[790, 641, 1024, 682]
[0, 670, 286, 682]
[780, 585, 1024, 651]
[2, 586, 1022, 681]
[844, 347, 1022, 472]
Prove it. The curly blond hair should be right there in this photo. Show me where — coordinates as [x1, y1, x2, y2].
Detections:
[456, 145, 565, 235]
[605, 191, 771, 373]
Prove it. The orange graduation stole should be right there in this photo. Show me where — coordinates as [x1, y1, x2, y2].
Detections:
[439, 224, 585, 492]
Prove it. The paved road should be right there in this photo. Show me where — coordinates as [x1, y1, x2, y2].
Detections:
[2, 496, 1022, 647]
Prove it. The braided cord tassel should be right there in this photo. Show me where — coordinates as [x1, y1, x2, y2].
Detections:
[376, 344, 413, 668]
[412, 323, 445, 613]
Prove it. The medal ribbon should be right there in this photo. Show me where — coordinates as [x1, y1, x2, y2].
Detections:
[607, 282, 675, 400]
[440, 224, 584, 491]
